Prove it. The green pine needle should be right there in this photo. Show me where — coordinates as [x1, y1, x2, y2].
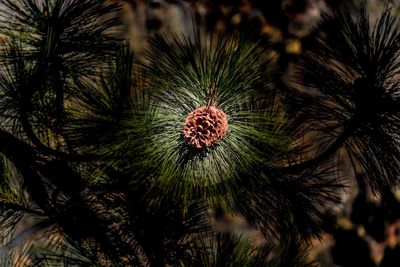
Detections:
[98, 31, 292, 207]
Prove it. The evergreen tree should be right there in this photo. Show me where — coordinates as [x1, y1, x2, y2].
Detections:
[0, 0, 398, 266]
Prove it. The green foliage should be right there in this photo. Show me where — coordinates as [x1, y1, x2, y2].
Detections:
[190, 233, 271, 267]
[120, 32, 289, 206]
[0, 0, 122, 158]
[0, 0, 399, 266]
[190, 233, 316, 267]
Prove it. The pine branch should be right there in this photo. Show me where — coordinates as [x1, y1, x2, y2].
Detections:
[273, 116, 357, 174]
[286, 0, 400, 193]
[109, 30, 290, 207]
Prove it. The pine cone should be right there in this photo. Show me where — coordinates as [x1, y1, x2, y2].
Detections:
[183, 106, 228, 148]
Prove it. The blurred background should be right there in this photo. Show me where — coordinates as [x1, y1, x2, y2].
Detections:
[112, 1, 400, 266]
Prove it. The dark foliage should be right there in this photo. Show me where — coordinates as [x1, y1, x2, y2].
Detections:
[284, 0, 400, 193]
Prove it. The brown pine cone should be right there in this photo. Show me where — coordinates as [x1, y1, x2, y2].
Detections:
[183, 106, 228, 148]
